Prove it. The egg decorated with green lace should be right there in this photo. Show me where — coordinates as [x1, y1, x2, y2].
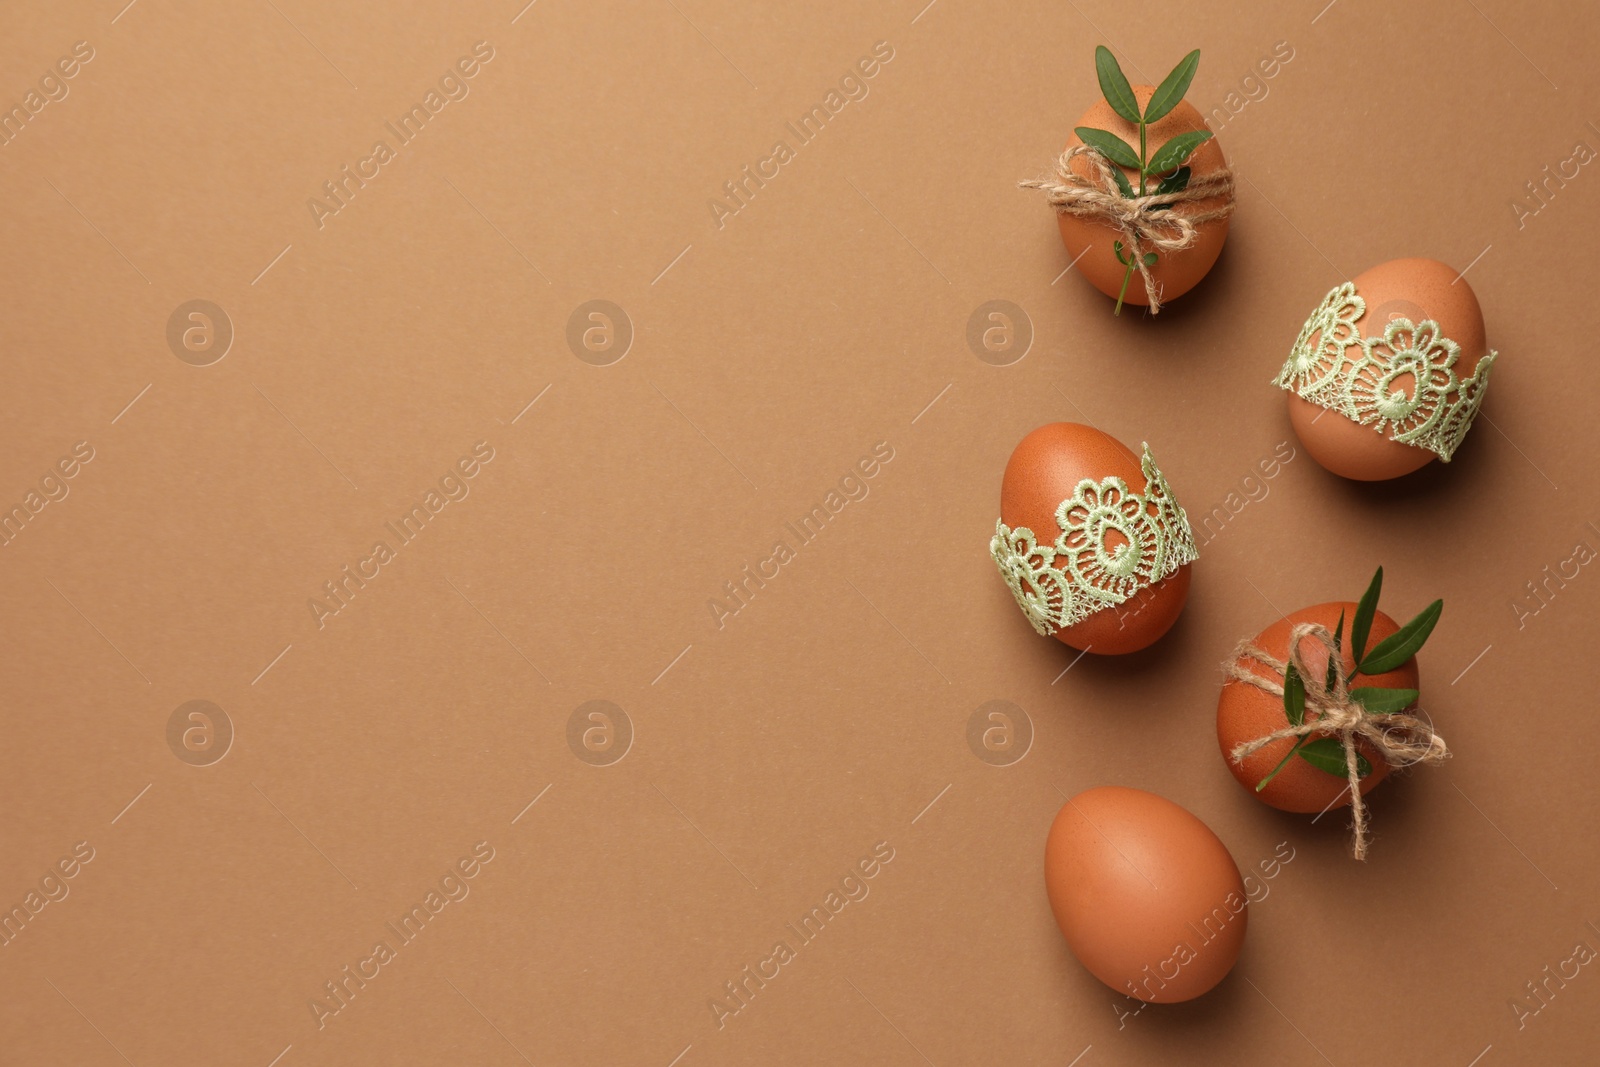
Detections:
[1284, 258, 1495, 481]
[994, 423, 1196, 655]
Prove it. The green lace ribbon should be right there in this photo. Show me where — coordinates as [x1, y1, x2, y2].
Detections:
[1275, 282, 1496, 462]
[990, 445, 1198, 636]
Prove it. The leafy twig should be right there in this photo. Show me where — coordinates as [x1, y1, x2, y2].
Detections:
[1075, 46, 1212, 315]
[1255, 566, 1444, 791]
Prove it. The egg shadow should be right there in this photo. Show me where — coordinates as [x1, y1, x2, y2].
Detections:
[1126, 963, 1250, 1036]
[1050, 938, 1252, 1046]
[1110, 238, 1240, 336]
[1322, 765, 1442, 866]
[1307, 447, 1466, 512]
[1233, 783, 1362, 854]
[1054, 599, 1199, 689]
[1282, 393, 1507, 516]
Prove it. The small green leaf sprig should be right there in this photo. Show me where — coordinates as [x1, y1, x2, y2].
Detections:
[1254, 567, 1443, 793]
[1077, 46, 1214, 315]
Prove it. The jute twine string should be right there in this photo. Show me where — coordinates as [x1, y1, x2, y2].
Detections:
[1224, 622, 1449, 861]
[1019, 144, 1235, 314]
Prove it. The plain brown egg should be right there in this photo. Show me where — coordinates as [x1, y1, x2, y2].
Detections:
[1216, 601, 1420, 813]
[1045, 786, 1247, 1003]
[999, 423, 1191, 654]
[1057, 87, 1230, 309]
[1289, 258, 1490, 480]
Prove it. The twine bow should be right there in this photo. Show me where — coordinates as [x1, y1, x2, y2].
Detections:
[1020, 144, 1235, 314]
[1224, 622, 1448, 861]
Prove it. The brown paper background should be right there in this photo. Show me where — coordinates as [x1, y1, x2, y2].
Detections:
[2, 1, 1597, 1064]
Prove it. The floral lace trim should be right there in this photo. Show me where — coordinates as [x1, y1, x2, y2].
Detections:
[1275, 282, 1496, 462]
[989, 445, 1198, 636]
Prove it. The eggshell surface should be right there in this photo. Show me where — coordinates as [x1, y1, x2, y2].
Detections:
[1045, 786, 1247, 1003]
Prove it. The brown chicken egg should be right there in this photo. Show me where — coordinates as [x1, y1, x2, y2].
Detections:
[1217, 601, 1419, 813]
[1045, 786, 1247, 1003]
[1057, 88, 1230, 310]
[1285, 258, 1494, 480]
[993, 423, 1195, 655]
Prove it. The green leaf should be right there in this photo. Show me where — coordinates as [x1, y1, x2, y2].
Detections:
[1143, 49, 1201, 123]
[1148, 166, 1189, 211]
[1144, 130, 1213, 176]
[1109, 167, 1135, 199]
[1298, 738, 1373, 779]
[1351, 567, 1383, 663]
[1349, 687, 1420, 714]
[1142, 252, 1158, 266]
[1326, 609, 1345, 694]
[1360, 599, 1443, 675]
[1075, 127, 1142, 171]
[1153, 166, 1191, 195]
[1094, 45, 1141, 124]
[1282, 662, 1305, 727]
[1113, 240, 1128, 265]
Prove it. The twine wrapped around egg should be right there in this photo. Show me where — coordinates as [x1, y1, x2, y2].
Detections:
[1223, 621, 1448, 861]
[1021, 144, 1235, 314]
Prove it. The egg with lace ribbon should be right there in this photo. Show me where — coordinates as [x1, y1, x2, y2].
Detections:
[1281, 258, 1495, 480]
[992, 423, 1196, 655]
